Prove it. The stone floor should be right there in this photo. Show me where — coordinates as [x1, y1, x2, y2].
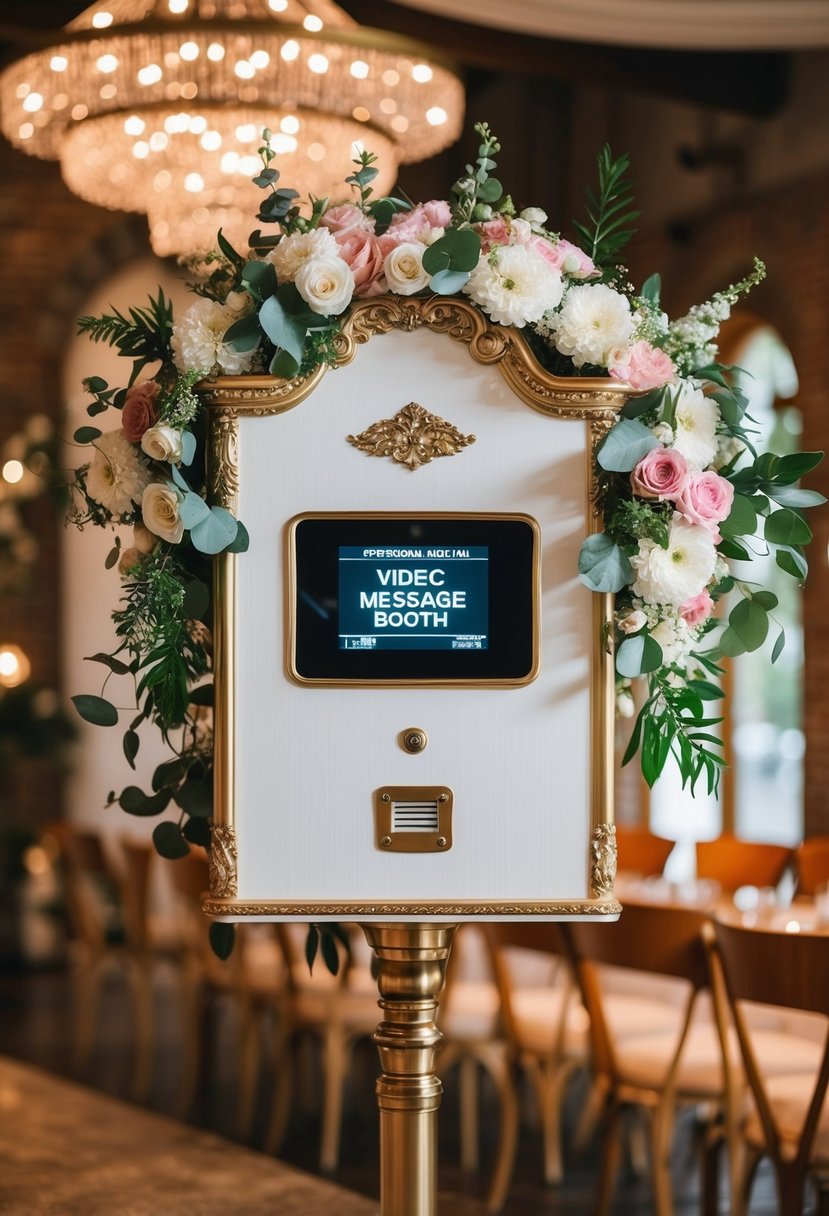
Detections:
[0, 965, 786, 1215]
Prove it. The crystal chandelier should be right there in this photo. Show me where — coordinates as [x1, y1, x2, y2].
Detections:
[0, 0, 464, 256]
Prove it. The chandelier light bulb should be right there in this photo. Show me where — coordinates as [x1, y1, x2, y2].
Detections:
[0, 0, 464, 257]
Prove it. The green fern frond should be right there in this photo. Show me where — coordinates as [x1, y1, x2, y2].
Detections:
[77, 289, 175, 384]
[573, 145, 640, 278]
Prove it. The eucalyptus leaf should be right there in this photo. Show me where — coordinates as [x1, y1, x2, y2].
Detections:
[774, 451, 824, 483]
[258, 292, 307, 364]
[180, 430, 197, 467]
[429, 268, 471, 295]
[73, 426, 102, 444]
[119, 786, 171, 817]
[240, 259, 277, 303]
[122, 731, 139, 771]
[720, 493, 757, 539]
[771, 629, 786, 664]
[616, 633, 663, 678]
[190, 505, 238, 555]
[718, 627, 746, 658]
[188, 683, 214, 707]
[71, 694, 118, 727]
[728, 597, 769, 652]
[766, 485, 826, 509]
[765, 508, 812, 547]
[179, 490, 211, 530]
[225, 520, 250, 554]
[578, 533, 633, 593]
[422, 228, 481, 275]
[775, 544, 809, 581]
[596, 417, 658, 472]
[209, 922, 236, 960]
[84, 652, 131, 676]
[152, 820, 190, 860]
[640, 273, 661, 305]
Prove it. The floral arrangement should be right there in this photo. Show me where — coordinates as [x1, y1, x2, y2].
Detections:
[69, 121, 823, 879]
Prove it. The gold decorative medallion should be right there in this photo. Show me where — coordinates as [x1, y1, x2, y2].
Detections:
[347, 401, 476, 471]
[590, 823, 617, 900]
[209, 824, 238, 899]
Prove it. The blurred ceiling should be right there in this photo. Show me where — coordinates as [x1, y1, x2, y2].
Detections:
[0, 0, 803, 116]
[388, 0, 829, 50]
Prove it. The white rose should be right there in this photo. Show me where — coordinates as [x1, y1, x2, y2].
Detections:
[141, 425, 183, 463]
[142, 482, 184, 544]
[294, 255, 355, 315]
[618, 609, 647, 635]
[384, 242, 431, 296]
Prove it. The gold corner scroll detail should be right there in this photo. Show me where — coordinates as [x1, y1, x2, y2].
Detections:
[209, 408, 240, 511]
[590, 823, 617, 900]
[347, 401, 476, 471]
[209, 825, 238, 899]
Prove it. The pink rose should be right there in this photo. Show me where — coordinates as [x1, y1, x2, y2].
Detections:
[335, 229, 386, 297]
[676, 471, 735, 542]
[680, 589, 714, 627]
[631, 446, 689, 501]
[422, 199, 452, 228]
[121, 380, 160, 443]
[609, 341, 676, 391]
[534, 237, 596, 279]
[321, 204, 374, 235]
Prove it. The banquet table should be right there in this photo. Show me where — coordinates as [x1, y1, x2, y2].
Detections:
[0, 1055, 378, 1215]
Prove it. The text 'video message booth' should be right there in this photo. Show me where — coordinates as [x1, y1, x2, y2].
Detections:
[202, 297, 632, 922]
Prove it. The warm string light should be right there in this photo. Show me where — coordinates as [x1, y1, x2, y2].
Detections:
[0, 0, 464, 257]
[0, 644, 31, 688]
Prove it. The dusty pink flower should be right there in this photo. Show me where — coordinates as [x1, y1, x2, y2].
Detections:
[121, 380, 160, 443]
[618, 609, 647, 634]
[321, 204, 374, 235]
[422, 199, 452, 228]
[609, 341, 676, 390]
[680, 588, 714, 626]
[335, 229, 386, 297]
[475, 217, 511, 252]
[631, 446, 689, 501]
[676, 471, 735, 541]
[534, 237, 596, 279]
[381, 202, 446, 250]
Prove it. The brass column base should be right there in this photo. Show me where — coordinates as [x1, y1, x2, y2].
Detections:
[362, 923, 457, 1216]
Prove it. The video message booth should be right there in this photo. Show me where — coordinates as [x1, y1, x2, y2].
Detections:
[201, 296, 632, 1213]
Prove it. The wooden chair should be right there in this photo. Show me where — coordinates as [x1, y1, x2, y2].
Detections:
[615, 824, 675, 877]
[696, 834, 793, 893]
[266, 923, 379, 1172]
[482, 922, 590, 1209]
[709, 918, 829, 1215]
[560, 902, 732, 1216]
[795, 837, 829, 897]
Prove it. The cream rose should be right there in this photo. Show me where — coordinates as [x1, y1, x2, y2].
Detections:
[141, 425, 183, 463]
[294, 255, 355, 315]
[383, 242, 431, 295]
[142, 483, 184, 544]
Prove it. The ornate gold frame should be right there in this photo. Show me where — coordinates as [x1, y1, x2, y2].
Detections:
[204, 296, 634, 918]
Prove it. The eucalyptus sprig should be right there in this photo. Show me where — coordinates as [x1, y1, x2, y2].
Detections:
[450, 120, 502, 225]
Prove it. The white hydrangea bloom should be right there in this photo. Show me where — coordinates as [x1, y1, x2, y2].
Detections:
[546, 283, 633, 367]
[266, 228, 338, 282]
[86, 430, 152, 517]
[671, 381, 720, 470]
[463, 245, 563, 328]
[172, 297, 258, 375]
[631, 513, 716, 607]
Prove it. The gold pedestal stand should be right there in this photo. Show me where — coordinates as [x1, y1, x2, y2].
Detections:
[362, 923, 457, 1216]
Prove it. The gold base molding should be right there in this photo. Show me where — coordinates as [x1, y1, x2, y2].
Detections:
[203, 898, 622, 917]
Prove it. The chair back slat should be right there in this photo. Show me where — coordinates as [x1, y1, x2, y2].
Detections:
[795, 836, 829, 897]
[696, 834, 792, 892]
[562, 902, 710, 987]
[713, 918, 829, 1018]
[615, 824, 675, 877]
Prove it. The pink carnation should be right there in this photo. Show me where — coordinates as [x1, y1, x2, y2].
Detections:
[680, 588, 714, 627]
[676, 471, 735, 542]
[335, 229, 386, 297]
[609, 340, 676, 391]
[121, 380, 160, 443]
[475, 217, 512, 252]
[535, 237, 596, 279]
[631, 446, 689, 501]
[321, 204, 374, 235]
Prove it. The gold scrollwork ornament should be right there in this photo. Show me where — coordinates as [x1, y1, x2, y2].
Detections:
[347, 401, 476, 471]
[590, 823, 618, 900]
[209, 825, 238, 899]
